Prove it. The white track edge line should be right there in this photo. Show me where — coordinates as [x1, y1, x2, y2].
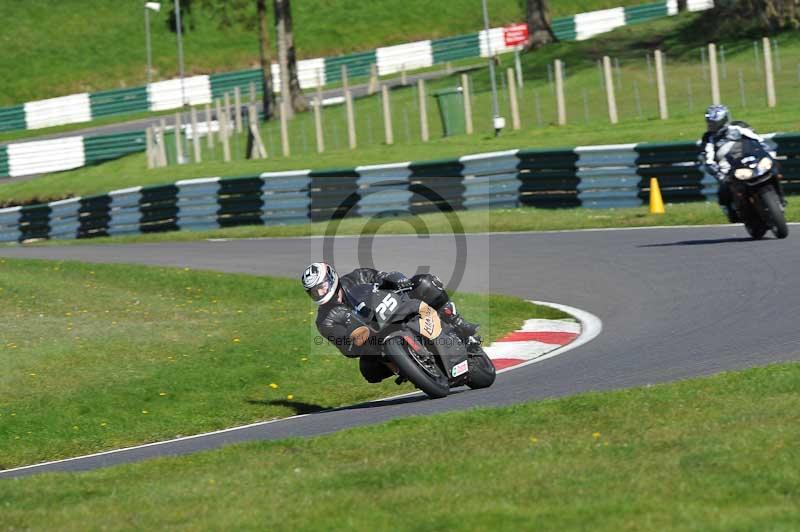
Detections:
[0, 301, 601, 477]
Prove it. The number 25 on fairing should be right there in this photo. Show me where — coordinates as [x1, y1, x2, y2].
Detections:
[376, 294, 397, 320]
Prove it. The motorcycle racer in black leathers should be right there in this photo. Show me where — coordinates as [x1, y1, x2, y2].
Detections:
[700, 104, 785, 222]
[301, 262, 480, 384]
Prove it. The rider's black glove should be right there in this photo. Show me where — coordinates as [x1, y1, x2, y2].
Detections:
[382, 271, 413, 291]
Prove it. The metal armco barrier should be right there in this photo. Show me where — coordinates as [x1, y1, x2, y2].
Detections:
[0, 0, 713, 133]
[5, 130, 800, 244]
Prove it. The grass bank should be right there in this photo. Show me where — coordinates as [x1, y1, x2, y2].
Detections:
[0, 258, 561, 469]
[2, 362, 799, 529]
[0, 0, 646, 106]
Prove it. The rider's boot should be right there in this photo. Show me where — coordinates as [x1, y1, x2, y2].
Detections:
[439, 301, 479, 340]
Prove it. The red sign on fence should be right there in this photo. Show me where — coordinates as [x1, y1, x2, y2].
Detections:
[503, 23, 529, 47]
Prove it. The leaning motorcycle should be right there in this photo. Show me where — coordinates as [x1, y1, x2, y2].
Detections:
[725, 137, 788, 240]
[346, 284, 496, 398]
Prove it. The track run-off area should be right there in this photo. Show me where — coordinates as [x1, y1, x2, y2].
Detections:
[2, 224, 799, 476]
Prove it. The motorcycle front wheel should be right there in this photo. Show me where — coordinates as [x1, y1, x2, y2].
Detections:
[384, 336, 450, 399]
[760, 187, 789, 239]
[466, 348, 496, 390]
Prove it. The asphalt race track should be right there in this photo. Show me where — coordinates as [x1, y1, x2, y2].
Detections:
[2, 224, 800, 477]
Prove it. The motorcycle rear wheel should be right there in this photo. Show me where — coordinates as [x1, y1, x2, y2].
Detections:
[761, 187, 789, 239]
[384, 337, 450, 399]
[466, 348, 496, 390]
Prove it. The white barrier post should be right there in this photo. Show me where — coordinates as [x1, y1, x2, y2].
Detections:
[655, 49, 669, 120]
[220, 106, 231, 162]
[763, 37, 777, 107]
[158, 118, 168, 166]
[223, 92, 232, 137]
[603, 56, 618, 124]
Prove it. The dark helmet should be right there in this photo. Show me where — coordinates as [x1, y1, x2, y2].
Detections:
[301, 262, 339, 305]
[705, 104, 730, 133]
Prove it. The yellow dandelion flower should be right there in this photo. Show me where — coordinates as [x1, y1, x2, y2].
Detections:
[592, 432, 601, 440]
[159, 392, 167, 396]
[101, 422, 108, 427]
[29, 373, 36, 377]
[530, 436, 538, 445]
[233, 338, 241, 343]
[269, 383, 279, 389]
[287, 394, 294, 400]
[142, 410, 149, 415]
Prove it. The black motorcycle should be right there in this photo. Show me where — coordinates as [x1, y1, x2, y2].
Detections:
[346, 283, 496, 398]
[725, 138, 788, 239]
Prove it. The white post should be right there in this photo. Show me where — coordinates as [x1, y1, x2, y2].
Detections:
[603, 56, 618, 125]
[462, 74, 473, 135]
[507, 68, 520, 130]
[342, 65, 357, 149]
[368, 63, 379, 95]
[382, 84, 394, 145]
[555, 59, 566, 126]
[234, 86, 243, 133]
[418, 78, 429, 141]
[280, 97, 291, 157]
[190, 106, 201, 163]
[315, 78, 325, 153]
[709, 43, 721, 105]
[763, 37, 777, 108]
[655, 49, 669, 120]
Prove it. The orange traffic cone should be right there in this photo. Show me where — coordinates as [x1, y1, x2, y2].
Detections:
[649, 177, 665, 214]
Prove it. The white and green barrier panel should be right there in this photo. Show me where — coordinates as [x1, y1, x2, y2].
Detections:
[0, 1, 714, 134]
[0, 131, 146, 178]
[6, 131, 800, 245]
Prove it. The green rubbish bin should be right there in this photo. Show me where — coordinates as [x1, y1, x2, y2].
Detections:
[434, 87, 466, 137]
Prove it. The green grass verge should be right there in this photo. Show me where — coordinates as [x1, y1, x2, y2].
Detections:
[0, 0, 646, 107]
[18, 202, 800, 248]
[2, 362, 799, 529]
[4, 13, 800, 207]
[0, 258, 564, 469]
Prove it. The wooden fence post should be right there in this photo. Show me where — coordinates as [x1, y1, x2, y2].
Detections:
[655, 50, 669, 120]
[234, 86, 243, 133]
[190, 106, 202, 163]
[418, 78, 429, 141]
[146, 127, 155, 169]
[462, 74, 473, 135]
[603, 56, 618, 124]
[507, 68, 521, 130]
[219, 105, 231, 162]
[342, 65, 357, 149]
[174, 112, 184, 164]
[205, 103, 214, 149]
[315, 76, 325, 153]
[709, 43, 721, 105]
[382, 84, 394, 145]
[763, 37, 777, 107]
[555, 59, 567, 126]
[280, 97, 291, 157]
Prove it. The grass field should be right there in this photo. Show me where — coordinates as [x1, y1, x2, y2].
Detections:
[21, 202, 795, 248]
[0, 258, 562, 469]
[0, 0, 649, 106]
[2, 362, 798, 529]
[4, 13, 800, 207]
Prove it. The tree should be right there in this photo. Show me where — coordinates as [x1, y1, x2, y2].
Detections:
[273, 0, 308, 116]
[525, 0, 557, 50]
[257, 0, 277, 120]
[705, 0, 799, 35]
